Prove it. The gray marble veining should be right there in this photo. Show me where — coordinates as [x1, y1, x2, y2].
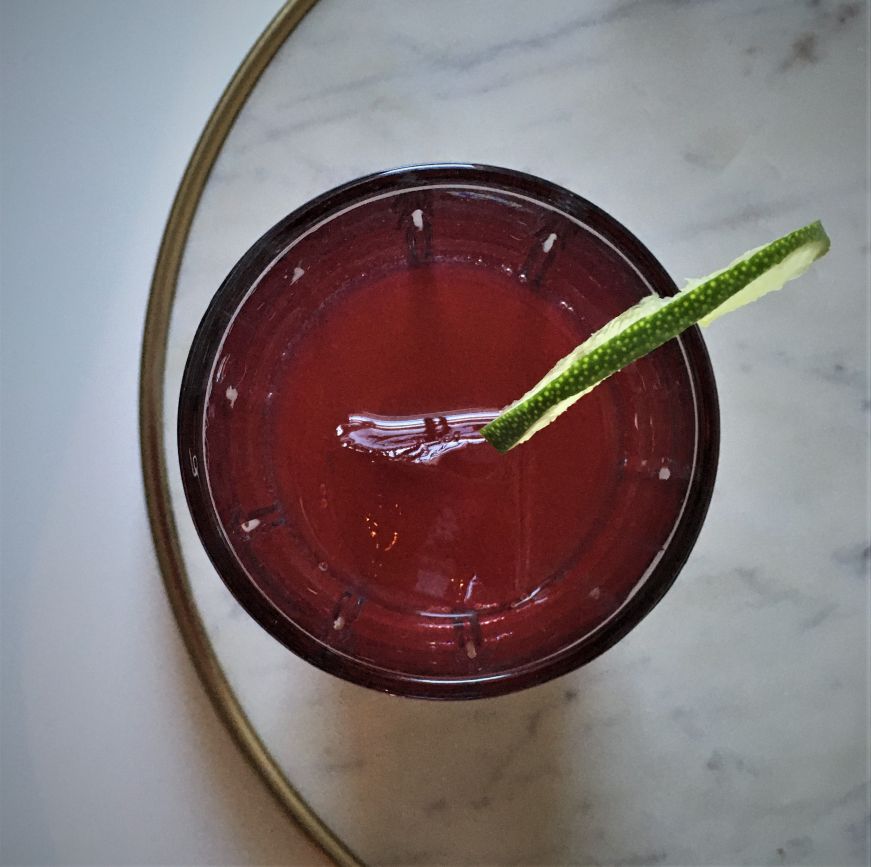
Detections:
[164, 1, 869, 864]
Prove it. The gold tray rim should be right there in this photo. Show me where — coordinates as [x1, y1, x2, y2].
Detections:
[138, 2, 363, 864]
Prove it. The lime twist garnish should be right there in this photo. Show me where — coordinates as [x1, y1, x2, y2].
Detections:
[481, 221, 830, 452]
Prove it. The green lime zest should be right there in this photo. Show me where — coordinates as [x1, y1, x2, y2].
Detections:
[481, 220, 830, 452]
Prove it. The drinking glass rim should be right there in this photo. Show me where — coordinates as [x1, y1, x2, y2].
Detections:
[178, 163, 720, 699]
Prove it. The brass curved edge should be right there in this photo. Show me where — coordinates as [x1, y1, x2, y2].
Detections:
[138, 2, 365, 865]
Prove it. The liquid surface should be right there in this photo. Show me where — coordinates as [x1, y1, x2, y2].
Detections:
[198, 185, 704, 682]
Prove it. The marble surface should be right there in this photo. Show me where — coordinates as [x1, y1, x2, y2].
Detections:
[164, 1, 869, 864]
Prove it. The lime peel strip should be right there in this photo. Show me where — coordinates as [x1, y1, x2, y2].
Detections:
[481, 220, 830, 452]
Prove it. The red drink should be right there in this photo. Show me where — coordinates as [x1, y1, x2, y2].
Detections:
[180, 165, 718, 698]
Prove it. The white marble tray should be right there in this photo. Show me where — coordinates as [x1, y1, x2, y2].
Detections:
[144, 1, 869, 864]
